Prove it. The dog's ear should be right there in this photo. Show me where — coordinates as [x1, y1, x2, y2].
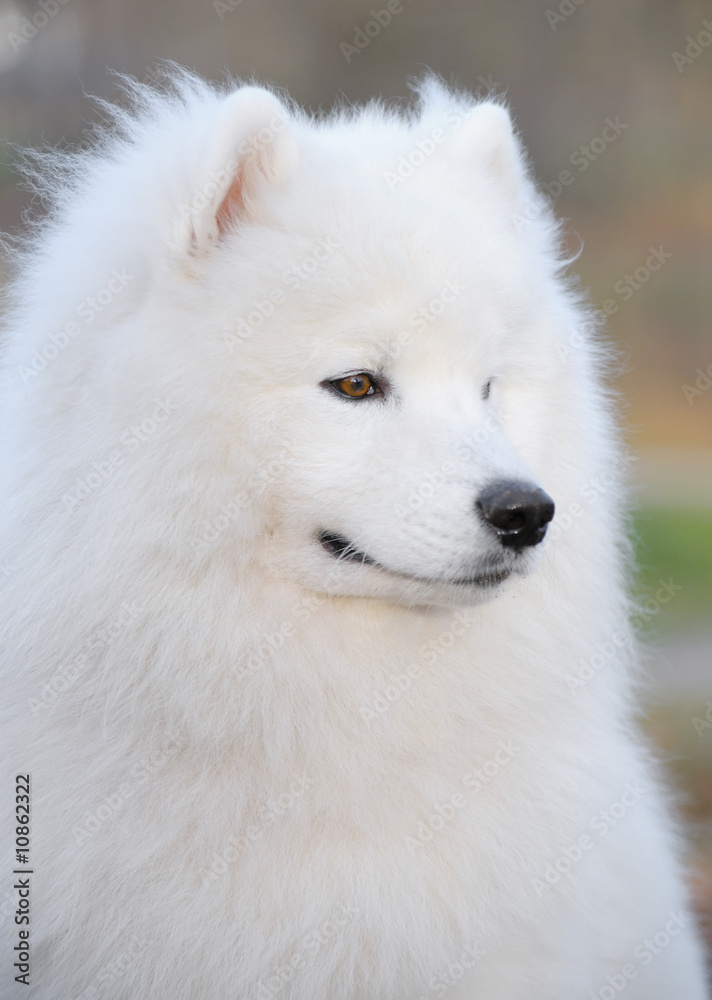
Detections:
[452, 102, 525, 199]
[185, 87, 295, 253]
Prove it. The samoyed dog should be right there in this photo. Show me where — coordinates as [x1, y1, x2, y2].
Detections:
[0, 70, 708, 999]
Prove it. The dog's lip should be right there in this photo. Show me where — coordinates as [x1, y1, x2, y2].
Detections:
[318, 532, 378, 566]
[448, 566, 512, 587]
[317, 531, 512, 588]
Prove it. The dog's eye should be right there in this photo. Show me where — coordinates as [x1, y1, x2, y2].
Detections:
[331, 373, 376, 398]
[482, 378, 493, 401]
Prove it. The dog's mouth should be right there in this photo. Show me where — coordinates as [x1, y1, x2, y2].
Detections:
[319, 532, 378, 566]
[318, 531, 512, 588]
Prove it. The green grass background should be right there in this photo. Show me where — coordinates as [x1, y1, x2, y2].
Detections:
[633, 507, 712, 630]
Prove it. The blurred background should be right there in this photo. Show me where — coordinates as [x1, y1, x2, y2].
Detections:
[1, 0, 711, 948]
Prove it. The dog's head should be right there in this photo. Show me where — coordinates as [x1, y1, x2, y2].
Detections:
[154, 79, 575, 608]
[12, 76, 591, 609]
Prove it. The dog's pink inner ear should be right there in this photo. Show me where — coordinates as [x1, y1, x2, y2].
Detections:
[215, 167, 246, 238]
[186, 86, 293, 254]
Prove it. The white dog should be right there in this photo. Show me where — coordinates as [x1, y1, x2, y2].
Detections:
[0, 70, 709, 999]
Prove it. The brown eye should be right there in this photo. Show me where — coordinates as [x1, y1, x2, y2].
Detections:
[332, 373, 375, 398]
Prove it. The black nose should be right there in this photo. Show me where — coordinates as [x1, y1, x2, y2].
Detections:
[477, 480, 555, 549]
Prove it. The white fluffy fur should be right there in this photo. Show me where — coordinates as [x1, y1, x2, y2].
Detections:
[0, 70, 709, 999]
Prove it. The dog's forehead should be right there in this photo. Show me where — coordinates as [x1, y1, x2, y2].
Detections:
[293, 228, 530, 348]
[285, 281, 510, 379]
